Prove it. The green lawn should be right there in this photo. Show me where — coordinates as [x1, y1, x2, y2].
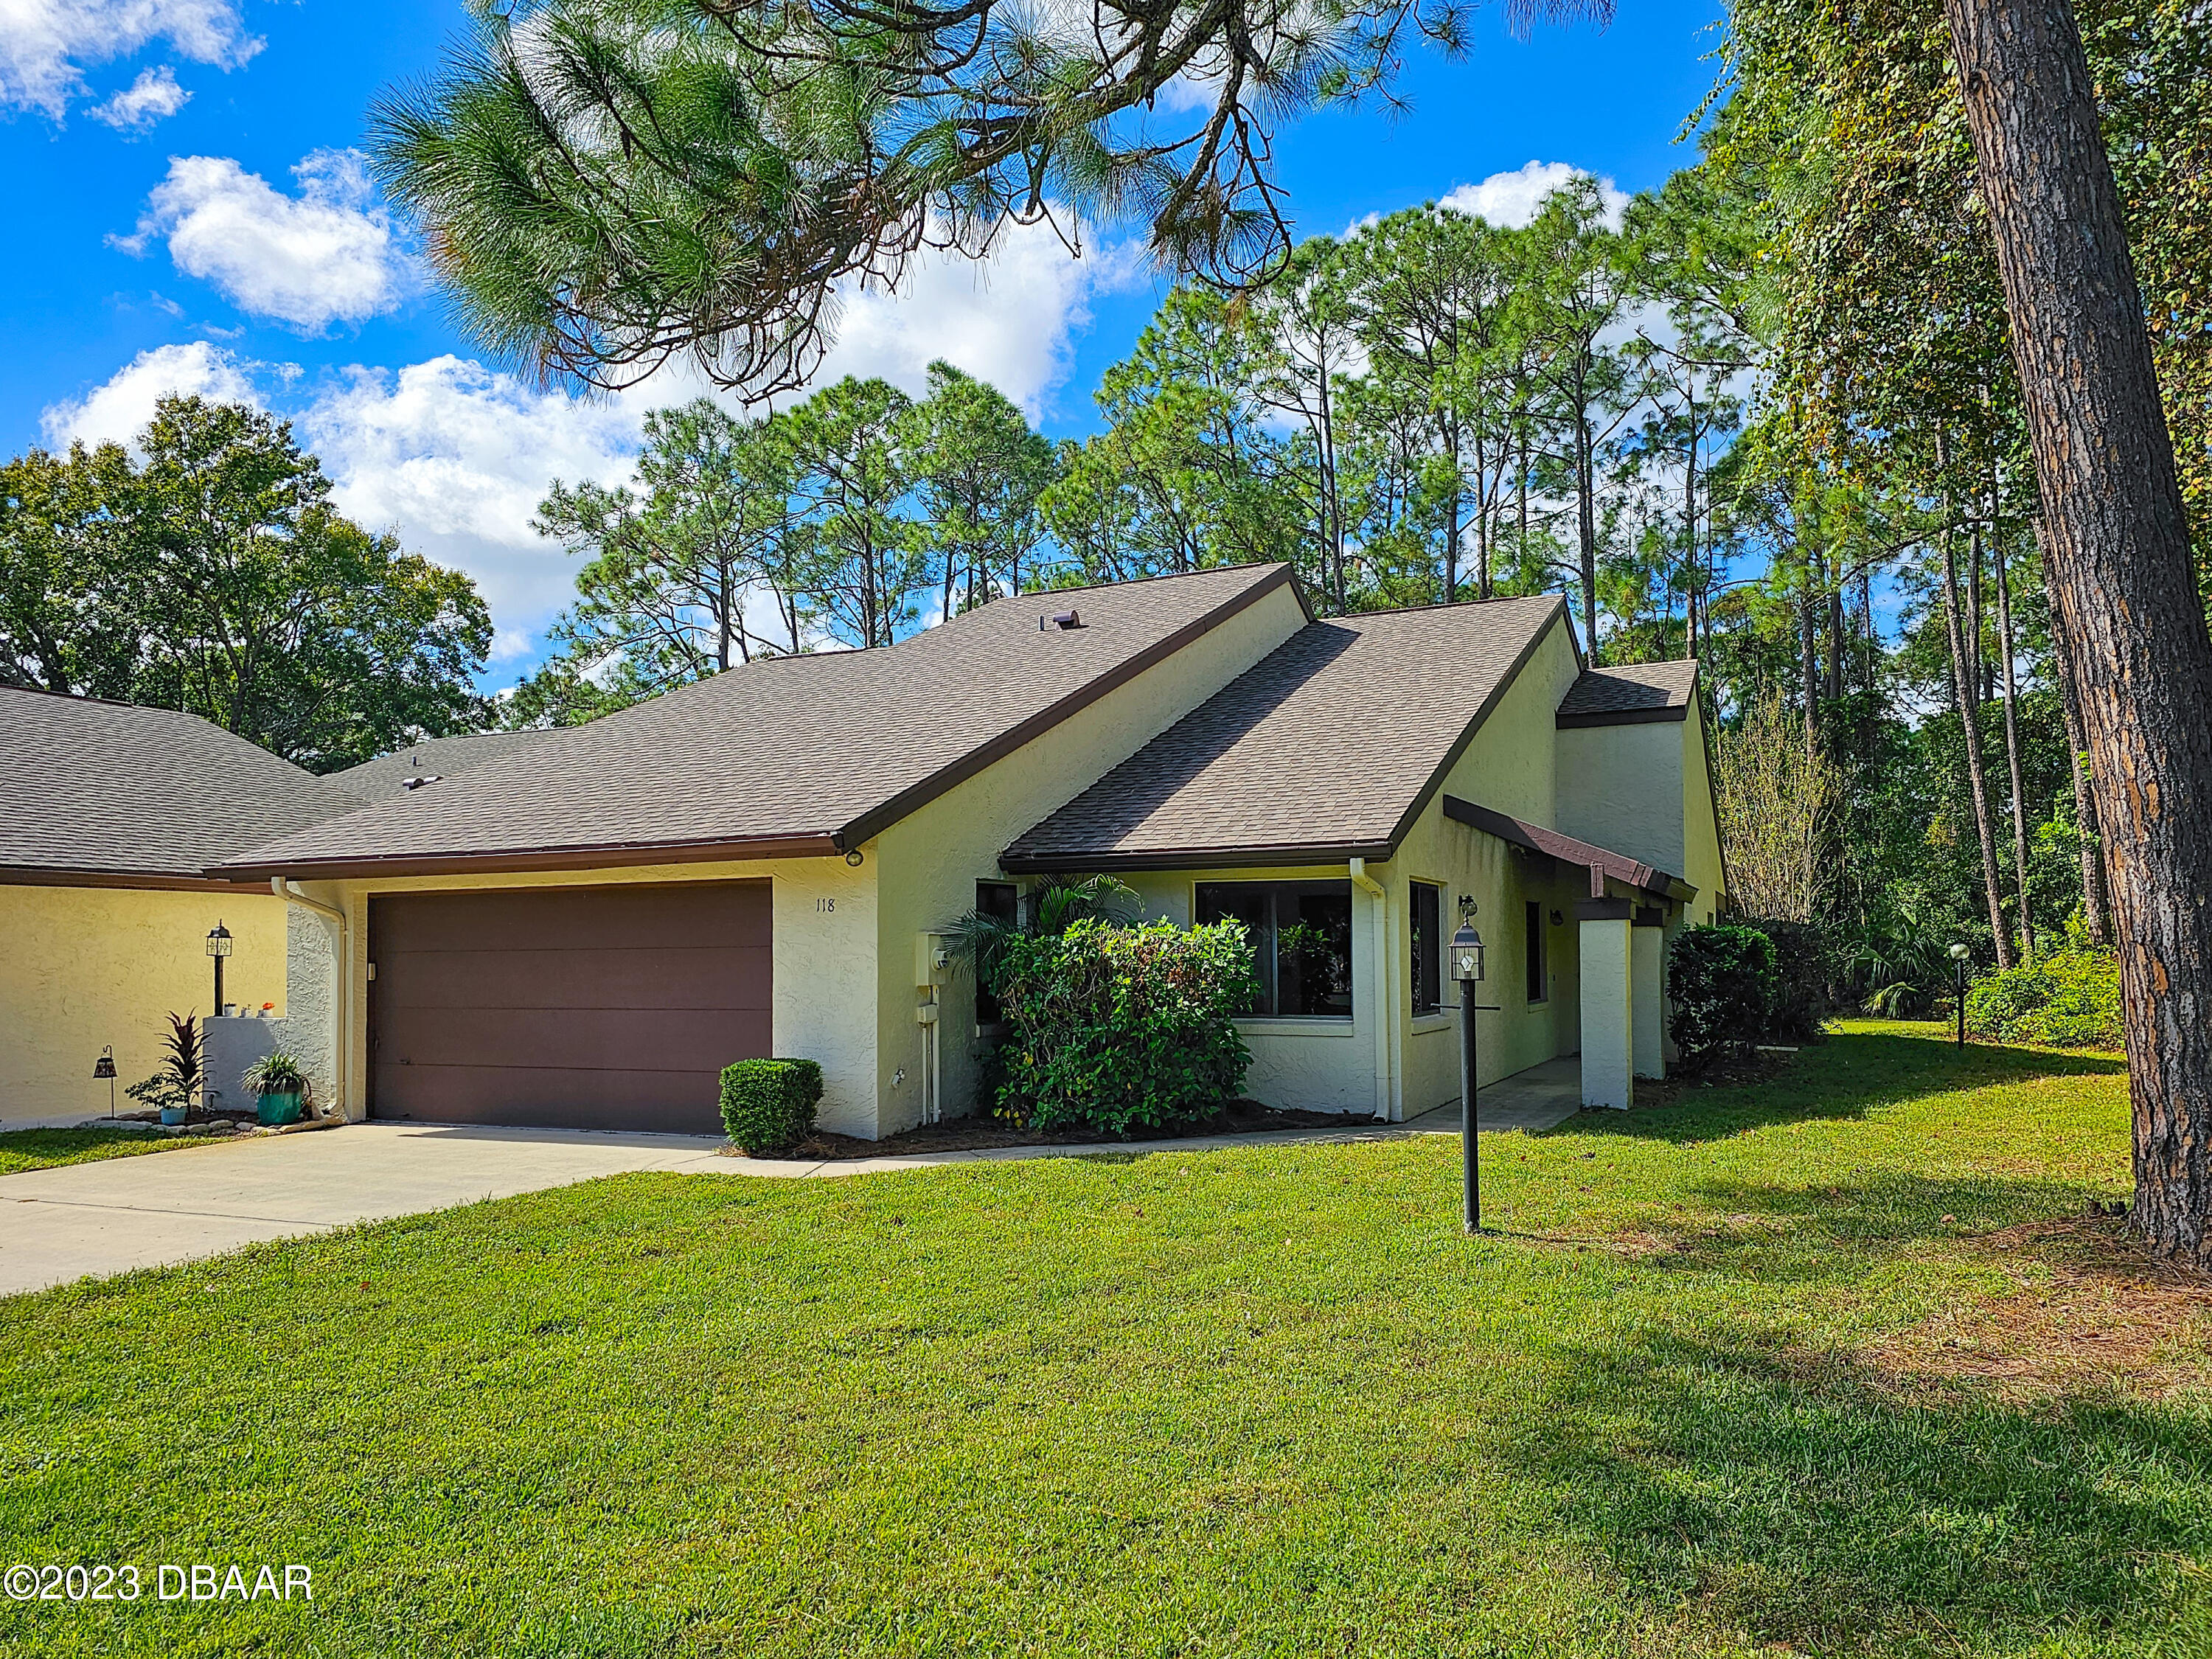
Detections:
[4, 1022, 2205, 1658]
[0, 1124, 226, 1176]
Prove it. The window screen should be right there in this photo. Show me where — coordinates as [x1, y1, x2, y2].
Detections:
[1194, 881, 1355, 1018]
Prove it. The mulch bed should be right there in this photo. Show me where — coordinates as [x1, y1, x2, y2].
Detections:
[737, 1099, 1378, 1162]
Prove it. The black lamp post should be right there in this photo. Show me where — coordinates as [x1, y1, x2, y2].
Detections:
[206, 920, 232, 1015]
[1948, 942, 1972, 1046]
[93, 1045, 116, 1119]
[1451, 900, 1489, 1234]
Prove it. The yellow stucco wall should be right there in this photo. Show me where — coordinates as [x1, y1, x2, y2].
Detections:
[310, 855, 877, 1135]
[872, 581, 1310, 1133]
[1680, 700, 1727, 925]
[0, 883, 288, 1123]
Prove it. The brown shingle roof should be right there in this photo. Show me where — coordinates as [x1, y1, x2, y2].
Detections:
[0, 686, 369, 885]
[1001, 596, 1565, 872]
[1555, 659, 1699, 726]
[220, 563, 1302, 879]
[332, 731, 554, 795]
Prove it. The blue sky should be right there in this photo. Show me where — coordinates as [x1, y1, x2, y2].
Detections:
[4, 0, 1727, 675]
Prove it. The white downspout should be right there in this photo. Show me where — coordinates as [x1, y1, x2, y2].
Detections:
[272, 878, 352, 1121]
[1349, 858, 1393, 1121]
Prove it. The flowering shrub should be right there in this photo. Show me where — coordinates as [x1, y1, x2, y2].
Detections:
[1965, 950, 2122, 1050]
[992, 919, 1261, 1135]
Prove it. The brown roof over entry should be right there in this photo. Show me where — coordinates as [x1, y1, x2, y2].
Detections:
[1002, 596, 1565, 872]
[1555, 659, 1700, 727]
[221, 563, 1304, 880]
[1441, 795, 1696, 903]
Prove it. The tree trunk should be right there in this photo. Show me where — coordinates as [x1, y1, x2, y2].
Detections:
[2047, 591, 2113, 947]
[1941, 517, 2017, 970]
[1945, 0, 2212, 1261]
[1994, 532, 2037, 959]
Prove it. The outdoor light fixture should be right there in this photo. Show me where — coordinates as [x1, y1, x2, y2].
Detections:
[845, 849, 865, 868]
[1948, 942, 1972, 1047]
[1451, 900, 1497, 1234]
[93, 1045, 116, 1119]
[206, 920, 232, 1015]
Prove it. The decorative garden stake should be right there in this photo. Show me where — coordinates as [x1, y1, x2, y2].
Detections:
[1451, 899, 1492, 1234]
[1948, 942, 1972, 1047]
[206, 920, 233, 1015]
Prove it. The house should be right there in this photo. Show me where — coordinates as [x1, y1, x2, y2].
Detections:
[213, 563, 1725, 1138]
[0, 686, 368, 1121]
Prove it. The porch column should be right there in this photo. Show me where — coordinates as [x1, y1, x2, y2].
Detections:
[1577, 898, 1634, 1110]
[1632, 909, 1666, 1080]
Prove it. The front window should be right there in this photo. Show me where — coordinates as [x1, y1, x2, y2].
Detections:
[1411, 882, 1443, 1015]
[1195, 880, 1354, 1018]
[1525, 900, 1548, 1004]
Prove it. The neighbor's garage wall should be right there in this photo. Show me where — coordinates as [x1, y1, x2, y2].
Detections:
[872, 580, 1310, 1135]
[0, 883, 288, 1123]
[311, 853, 876, 1135]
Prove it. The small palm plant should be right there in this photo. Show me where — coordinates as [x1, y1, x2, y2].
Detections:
[125, 1012, 202, 1121]
[241, 1048, 309, 1099]
[945, 873, 1141, 995]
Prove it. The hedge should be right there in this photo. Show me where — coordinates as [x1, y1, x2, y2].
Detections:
[1667, 925, 1778, 1070]
[720, 1058, 824, 1153]
[992, 918, 1260, 1136]
[1966, 950, 2123, 1049]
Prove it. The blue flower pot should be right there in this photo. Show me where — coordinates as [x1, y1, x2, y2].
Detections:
[257, 1093, 304, 1127]
[159, 1107, 187, 1127]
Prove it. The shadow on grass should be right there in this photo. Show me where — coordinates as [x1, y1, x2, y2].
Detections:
[1502, 1325, 2212, 1653]
[1543, 1030, 2125, 1147]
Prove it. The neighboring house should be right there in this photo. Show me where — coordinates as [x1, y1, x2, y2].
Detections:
[0, 687, 368, 1122]
[215, 563, 1725, 1139]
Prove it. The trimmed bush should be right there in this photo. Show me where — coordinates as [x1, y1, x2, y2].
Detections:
[992, 918, 1261, 1136]
[1966, 950, 2122, 1049]
[1736, 917, 1832, 1042]
[1667, 925, 1778, 1070]
[719, 1058, 824, 1153]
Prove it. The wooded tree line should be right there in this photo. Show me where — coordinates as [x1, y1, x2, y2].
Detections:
[1, 397, 490, 770]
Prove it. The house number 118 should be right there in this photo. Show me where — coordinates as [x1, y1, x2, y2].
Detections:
[815, 898, 835, 913]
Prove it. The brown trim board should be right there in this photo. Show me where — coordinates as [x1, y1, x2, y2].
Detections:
[1000, 838, 1397, 876]
[217, 833, 842, 883]
[1441, 796, 1697, 904]
[1, 865, 272, 893]
[1555, 704, 1691, 729]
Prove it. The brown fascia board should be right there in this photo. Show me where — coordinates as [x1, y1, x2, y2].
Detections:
[0, 864, 266, 893]
[1555, 703, 1691, 729]
[999, 837, 1397, 876]
[213, 832, 843, 883]
[1441, 795, 1697, 904]
[836, 563, 1310, 851]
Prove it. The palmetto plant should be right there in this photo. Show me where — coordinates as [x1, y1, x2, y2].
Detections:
[124, 1012, 202, 1115]
[945, 874, 1141, 995]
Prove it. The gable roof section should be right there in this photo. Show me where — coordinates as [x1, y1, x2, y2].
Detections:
[333, 731, 554, 795]
[1555, 658, 1700, 727]
[220, 563, 1304, 880]
[1001, 596, 1565, 872]
[0, 686, 369, 888]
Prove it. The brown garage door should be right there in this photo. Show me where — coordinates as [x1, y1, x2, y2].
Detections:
[368, 882, 770, 1133]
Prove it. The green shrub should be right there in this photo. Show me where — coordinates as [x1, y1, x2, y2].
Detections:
[1965, 950, 2122, 1049]
[1667, 925, 1777, 1070]
[719, 1058, 824, 1153]
[1735, 917, 1831, 1042]
[993, 918, 1261, 1135]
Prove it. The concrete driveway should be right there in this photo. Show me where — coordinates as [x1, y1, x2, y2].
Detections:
[0, 1122, 733, 1298]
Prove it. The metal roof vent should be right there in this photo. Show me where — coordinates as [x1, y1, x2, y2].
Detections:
[400, 773, 443, 791]
[1040, 608, 1085, 631]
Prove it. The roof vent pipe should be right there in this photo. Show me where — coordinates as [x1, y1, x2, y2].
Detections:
[1041, 608, 1084, 631]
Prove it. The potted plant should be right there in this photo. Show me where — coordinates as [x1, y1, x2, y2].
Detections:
[125, 1012, 202, 1126]
[242, 1048, 310, 1127]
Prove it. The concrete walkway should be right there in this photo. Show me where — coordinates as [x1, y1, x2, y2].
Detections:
[2, 1059, 1590, 1296]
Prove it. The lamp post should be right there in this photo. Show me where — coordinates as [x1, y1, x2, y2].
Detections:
[1948, 942, 1972, 1046]
[206, 921, 232, 1016]
[93, 1046, 116, 1119]
[1450, 900, 1489, 1234]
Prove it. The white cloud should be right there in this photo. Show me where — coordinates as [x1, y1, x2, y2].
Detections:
[1437, 161, 1630, 230]
[117, 149, 416, 332]
[806, 215, 1147, 418]
[1, 0, 258, 120]
[86, 62, 187, 129]
[299, 356, 642, 628]
[40, 339, 269, 448]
